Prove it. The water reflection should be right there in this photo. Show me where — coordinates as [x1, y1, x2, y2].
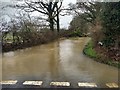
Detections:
[2, 37, 118, 87]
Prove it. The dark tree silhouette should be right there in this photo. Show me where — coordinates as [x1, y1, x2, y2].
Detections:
[16, 0, 63, 32]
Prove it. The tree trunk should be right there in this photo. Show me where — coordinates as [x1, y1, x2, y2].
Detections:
[48, 5, 54, 31]
[57, 14, 60, 33]
[49, 14, 54, 31]
[56, 6, 60, 33]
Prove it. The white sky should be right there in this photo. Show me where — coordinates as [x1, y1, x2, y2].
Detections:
[60, 0, 76, 29]
[0, 0, 77, 29]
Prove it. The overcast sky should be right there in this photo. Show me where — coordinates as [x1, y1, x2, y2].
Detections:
[0, 0, 77, 29]
[60, 0, 76, 28]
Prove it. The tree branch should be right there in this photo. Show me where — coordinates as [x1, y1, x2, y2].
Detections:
[25, 1, 48, 15]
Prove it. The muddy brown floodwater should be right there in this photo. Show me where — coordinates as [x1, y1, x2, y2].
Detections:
[2, 37, 119, 88]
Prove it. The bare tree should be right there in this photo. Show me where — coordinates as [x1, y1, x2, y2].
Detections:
[16, 0, 63, 32]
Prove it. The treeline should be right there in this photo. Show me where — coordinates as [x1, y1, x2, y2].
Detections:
[1, 1, 120, 57]
[69, 1, 120, 66]
[1, 12, 71, 52]
[1, 0, 78, 52]
[69, 15, 90, 37]
[70, 1, 120, 48]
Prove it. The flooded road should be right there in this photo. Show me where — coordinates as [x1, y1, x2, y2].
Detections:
[2, 37, 118, 88]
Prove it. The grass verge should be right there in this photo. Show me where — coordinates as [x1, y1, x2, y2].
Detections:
[83, 40, 120, 68]
[83, 40, 97, 58]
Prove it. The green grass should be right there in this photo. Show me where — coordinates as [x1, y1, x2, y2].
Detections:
[83, 41, 97, 58]
[83, 40, 120, 68]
